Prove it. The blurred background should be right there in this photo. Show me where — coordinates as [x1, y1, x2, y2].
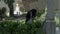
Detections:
[0, 0, 59, 34]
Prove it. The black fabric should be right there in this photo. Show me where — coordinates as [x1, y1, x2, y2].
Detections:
[25, 9, 37, 23]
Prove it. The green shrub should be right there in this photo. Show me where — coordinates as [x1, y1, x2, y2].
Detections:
[0, 9, 45, 34]
[0, 21, 45, 34]
[37, 10, 45, 17]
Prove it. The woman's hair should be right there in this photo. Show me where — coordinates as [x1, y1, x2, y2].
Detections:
[25, 9, 37, 22]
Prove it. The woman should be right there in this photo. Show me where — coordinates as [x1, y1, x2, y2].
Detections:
[25, 9, 37, 24]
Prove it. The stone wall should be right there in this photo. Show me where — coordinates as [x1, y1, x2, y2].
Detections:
[22, 0, 58, 11]
[29, 0, 47, 10]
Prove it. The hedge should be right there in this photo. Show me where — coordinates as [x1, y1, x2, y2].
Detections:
[0, 21, 46, 34]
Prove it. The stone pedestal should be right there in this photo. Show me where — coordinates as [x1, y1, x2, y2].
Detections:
[45, 19, 56, 34]
[58, 0, 60, 32]
[45, 0, 56, 34]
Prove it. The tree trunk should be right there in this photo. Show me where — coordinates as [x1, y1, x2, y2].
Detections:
[8, 3, 14, 16]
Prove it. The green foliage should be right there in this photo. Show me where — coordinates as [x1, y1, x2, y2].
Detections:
[55, 16, 59, 27]
[0, 21, 46, 34]
[37, 10, 45, 17]
[0, 6, 46, 34]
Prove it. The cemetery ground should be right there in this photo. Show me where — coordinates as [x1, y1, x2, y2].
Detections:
[0, 11, 59, 34]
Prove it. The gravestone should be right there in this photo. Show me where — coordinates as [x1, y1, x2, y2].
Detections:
[58, 0, 60, 33]
[0, 0, 10, 17]
[45, 0, 56, 34]
[58, 1, 60, 21]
